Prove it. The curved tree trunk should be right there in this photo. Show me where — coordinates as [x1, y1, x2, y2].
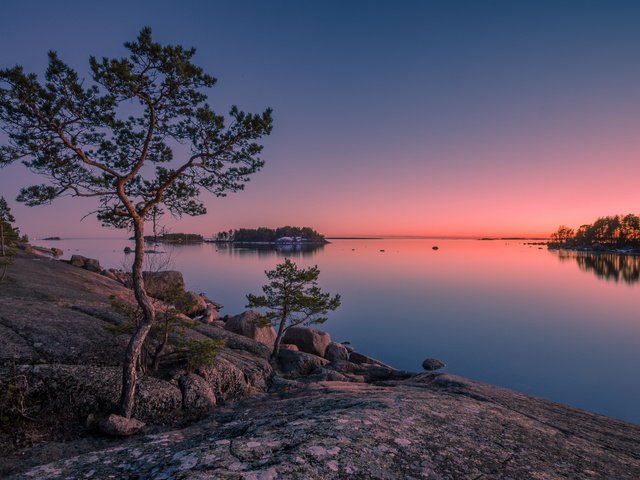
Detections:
[119, 218, 156, 418]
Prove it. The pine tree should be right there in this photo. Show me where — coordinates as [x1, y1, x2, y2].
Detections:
[0, 28, 272, 417]
[247, 259, 341, 357]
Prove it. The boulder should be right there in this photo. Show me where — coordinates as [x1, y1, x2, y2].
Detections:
[98, 414, 145, 436]
[282, 344, 299, 351]
[179, 373, 217, 415]
[142, 271, 186, 300]
[69, 255, 101, 272]
[283, 327, 331, 357]
[324, 342, 349, 362]
[70, 254, 88, 268]
[422, 358, 446, 371]
[84, 258, 101, 272]
[277, 349, 329, 378]
[177, 291, 207, 317]
[51, 247, 63, 257]
[224, 310, 276, 348]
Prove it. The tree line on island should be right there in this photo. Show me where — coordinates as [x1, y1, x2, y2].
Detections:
[214, 226, 326, 243]
[550, 214, 640, 250]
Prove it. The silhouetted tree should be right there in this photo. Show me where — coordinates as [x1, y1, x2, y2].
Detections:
[246, 258, 341, 357]
[0, 28, 272, 418]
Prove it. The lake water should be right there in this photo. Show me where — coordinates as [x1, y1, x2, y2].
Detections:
[37, 237, 640, 424]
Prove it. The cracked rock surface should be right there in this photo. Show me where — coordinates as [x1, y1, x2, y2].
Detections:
[13, 375, 640, 479]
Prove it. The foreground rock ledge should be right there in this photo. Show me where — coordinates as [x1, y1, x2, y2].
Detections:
[13, 374, 640, 479]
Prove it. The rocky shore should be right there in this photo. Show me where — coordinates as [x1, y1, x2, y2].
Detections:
[1, 248, 639, 479]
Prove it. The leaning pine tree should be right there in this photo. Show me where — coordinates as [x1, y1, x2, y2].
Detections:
[0, 28, 273, 418]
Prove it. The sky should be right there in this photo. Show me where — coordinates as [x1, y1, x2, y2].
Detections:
[0, 0, 639, 238]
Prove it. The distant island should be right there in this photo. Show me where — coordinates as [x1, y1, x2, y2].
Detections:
[145, 233, 204, 244]
[549, 214, 640, 254]
[213, 226, 328, 244]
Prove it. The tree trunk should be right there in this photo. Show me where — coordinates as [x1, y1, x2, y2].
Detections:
[118, 219, 156, 418]
[271, 309, 288, 358]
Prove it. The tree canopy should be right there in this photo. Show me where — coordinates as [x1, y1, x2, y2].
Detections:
[551, 214, 640, 247]
[246, 258, 341, 356]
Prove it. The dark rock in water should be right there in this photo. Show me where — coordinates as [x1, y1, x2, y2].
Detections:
[179, 373, 217, 415]
[50, 247, 63, 257]
[224, 310, 276, 348]
[277, 349, 329, 378]
[324, 342, 349, 362]
[123, 246, 132, 254]
[422, 358, 445, 371]
[283, 326, 331, 357]
[142, 270, 185, 300]
[98, 414, 145, 436]
[43, 236, 61, 240]
[432, 246, 439, 250]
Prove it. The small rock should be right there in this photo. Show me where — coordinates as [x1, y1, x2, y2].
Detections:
[422, 358, 445, 371]
[98, 414, 145, 436]
[123, 246, 133, 254]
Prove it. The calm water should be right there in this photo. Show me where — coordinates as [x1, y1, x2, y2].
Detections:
[38, 237, 640, 424]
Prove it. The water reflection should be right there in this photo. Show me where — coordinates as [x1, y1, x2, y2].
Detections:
[554, 250, 640, 284]
[213, 242, 325, 258]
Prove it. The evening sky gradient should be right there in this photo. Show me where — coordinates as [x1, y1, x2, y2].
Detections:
[1, 0, 639, 238]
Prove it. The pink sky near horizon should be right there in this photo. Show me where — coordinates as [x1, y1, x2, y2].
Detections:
[4, 110, 639, 239]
